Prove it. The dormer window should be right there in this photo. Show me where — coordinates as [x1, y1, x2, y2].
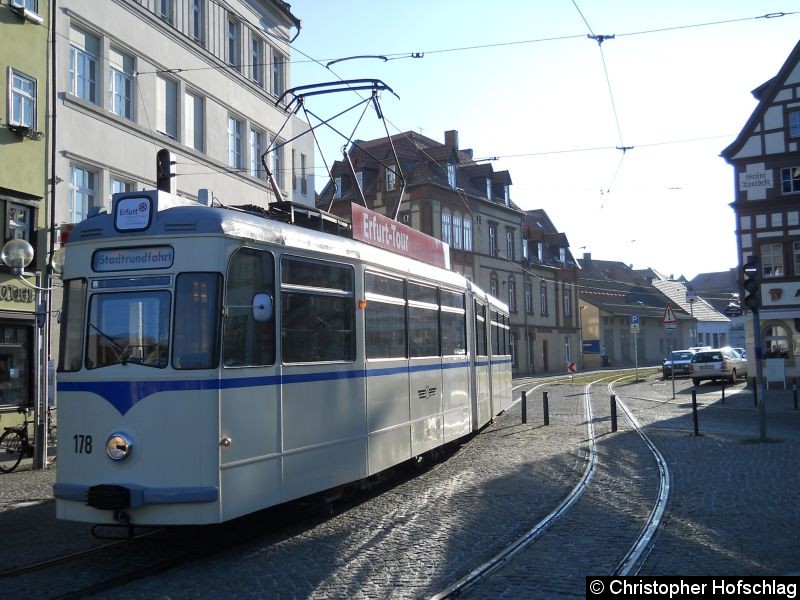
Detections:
[447, 163, 456, 188]
[486, 178, 492, 200]
[355, 171, 363, 193]
[504, 184, 510, 206]
[386, 166, 396, 191]
[559, 248, 566, 263]
[334, 176, 342, 199]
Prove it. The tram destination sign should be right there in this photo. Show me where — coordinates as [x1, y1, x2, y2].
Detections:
[350, 204, 449, 269]
[92, 246, 174, 272]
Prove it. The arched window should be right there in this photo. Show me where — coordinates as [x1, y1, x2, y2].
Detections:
[441, 210, 451, 245]
[763, 323, 792, 358]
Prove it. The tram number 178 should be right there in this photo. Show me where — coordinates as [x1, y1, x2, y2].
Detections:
[73, 434, 93, 454]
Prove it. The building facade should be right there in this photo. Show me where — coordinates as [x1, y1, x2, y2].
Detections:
[0, 0, 50, 417]
[319, 129, 581, 376]
[722, 39, 800, 380]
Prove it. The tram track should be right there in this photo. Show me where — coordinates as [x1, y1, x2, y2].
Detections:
[430, 371, 671, 598]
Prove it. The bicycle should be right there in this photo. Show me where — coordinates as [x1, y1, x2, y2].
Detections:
[0, 405, 57, 474]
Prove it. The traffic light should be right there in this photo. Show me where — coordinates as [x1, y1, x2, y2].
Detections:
[156, 149, 175, 194]
[742, 256, 760, 311]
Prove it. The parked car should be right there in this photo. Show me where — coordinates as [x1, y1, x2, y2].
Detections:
[731, 347, 747, 359]
[691, 348, 748, 386]
[688, 346, 712, 352]
[662, 350, 696, 378]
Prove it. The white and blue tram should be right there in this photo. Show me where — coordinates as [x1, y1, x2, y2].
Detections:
[53, 189, 512, 526]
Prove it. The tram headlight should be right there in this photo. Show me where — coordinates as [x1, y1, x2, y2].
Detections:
[106, 432, 133, 461]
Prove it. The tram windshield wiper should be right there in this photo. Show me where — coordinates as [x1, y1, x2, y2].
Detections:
[88, 322, 129, 365]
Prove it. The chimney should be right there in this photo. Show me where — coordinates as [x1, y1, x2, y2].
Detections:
[444, 130, 459, 151]
[583, 252, 592, 265]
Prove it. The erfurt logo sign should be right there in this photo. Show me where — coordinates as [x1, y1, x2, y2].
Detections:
[115, 196, 153, 231]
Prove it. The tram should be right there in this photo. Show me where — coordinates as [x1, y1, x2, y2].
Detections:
[53, 188, 512, 526]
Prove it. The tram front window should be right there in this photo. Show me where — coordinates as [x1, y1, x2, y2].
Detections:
[86, 291, 170, 369]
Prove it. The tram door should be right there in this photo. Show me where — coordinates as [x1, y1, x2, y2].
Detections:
[218, 248, 281, 518]
[472, 300, 491, 429]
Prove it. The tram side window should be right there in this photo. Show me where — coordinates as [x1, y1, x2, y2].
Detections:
[441, 290, 466, 356]
[474, 301, 486, 357]
[408, 282, 439, 358]
[365, 272, 406, 359]
[58, 278, 87, 372]
[491, 310, 501, 356]
[173, 273, 222, 369]
[281, 257, 354, 363]
[223, 248, 275, 367]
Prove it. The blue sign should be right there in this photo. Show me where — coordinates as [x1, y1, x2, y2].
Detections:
[582, 340, 601, 353]
[630, 314, 640, 325]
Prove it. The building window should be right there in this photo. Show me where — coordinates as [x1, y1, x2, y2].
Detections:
[452, 214, 462, 249]
[159, 0, 172, 23]
[506, 231, 514, 260]
[489, 225, 497, 256]
[300, 153, 308, 194]
[781, 167, 800, 194]
[191, 0, 204, 44]
[271, 137, 283, 189]
[794, 242, 800, 275]
[9, 70, 36, 128]
[537, 242, 544, 261]
[563, 287, 572, 317]
[156, 75, 178, 139]
[109, 177, 133, 210]
[486, 178, 492, 200]
[489, 274, 498, 297]
[522, 239, 529, 260]
[771, 213, 783, 227]
[525, 282, 533, 314]
[16, 0, 37, 10]
[504, 184, 510, 206]
[249, 129, 264, 179]
[740, 215, 752, 230]
[764, 324, 792, 358]
[540, 281, 548, 315]
[228, 116, 243, 169]
[7, 204, 31, 241]
[69, 27, 98, 103]
[508, 277, 516, 312]
[334, 177, 342, 199]
[386, 166, 396, 191]
[272, 50, 285, 97]
[355, 171, 363, 193]
[251, 37, 263, 86]
[227, 17, 240, 71]
[109, 49, 133, 119]
[463, 218, 473, 251]
[447, 163, 456, 188]
[441, 211, 451, 245]
[184, 91, 203, 151]
[790, 111, 800, 138]
[761, 242, 783, 277]
[68, 165, 96, 223]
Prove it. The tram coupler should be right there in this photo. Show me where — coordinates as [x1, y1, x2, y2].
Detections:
[610, 394, 617, 432]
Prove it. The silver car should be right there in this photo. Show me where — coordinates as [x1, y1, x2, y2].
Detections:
[691, 348, 748, 386]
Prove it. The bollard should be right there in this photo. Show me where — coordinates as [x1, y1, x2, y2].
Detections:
[610, 394, 618, 432]
[543, 391, 550, 426]
[752, 377, 758, 407]
[521, 390, 527, 424]
[794, 378, 798, 411]
[721, 379, 725, 404]
[691, 388, 699, 436]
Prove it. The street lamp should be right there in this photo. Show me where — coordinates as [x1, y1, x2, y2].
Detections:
[1, 238, 49, 469]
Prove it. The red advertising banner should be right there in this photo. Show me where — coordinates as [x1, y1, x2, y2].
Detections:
[350, 203, 449, 269]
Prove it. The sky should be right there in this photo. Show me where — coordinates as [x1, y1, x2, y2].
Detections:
[285, 1, 800, 280]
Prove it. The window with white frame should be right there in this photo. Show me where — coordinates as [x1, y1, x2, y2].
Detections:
[761, 242, 784, 277]
[190, 0, 204, 44]
[159, 0, 172, 23]
[272, 50, 285, 97]
[506, 231, 514, 260]
[184, 91, 203, 151]
[463, 218, 472, 251]
[540, 281, 548, 315]
[559, 247, 566, 263]
[452, 214, 462, 249]
[564, 336, 571, 363]
[109, 48, 133, 119]
[781, 167, 800, 194]
[7, 204, 31, 241]
[271, 136, 283, 188]
[489, 225, 497, 256]
[489, 274, 498, 297]
[447, 163, 456, 188]
[386, 165, 396, 191]
[522, 239, 529, 260]
[525, 282, 533, 313]
[537, 242, 543, 261]
[504, 184, 510, 206]
[69, 26, 98, 103]
[251, 37, 263, 86]
[563, 286, 572, 316]
[156, 75, 178, 139]
[227, 17, 240, 70]
[486, 178, 492, 200]
[228, 116, 243, 169]
[68, 165, 96, 223]
[794, 241, 800, 275]
[441, 211, 451, 245]
[508, 277, 516, 312]
[109, 177, 133, 210]
[249, 129, 264, 179]
[790, 111, 800, 138]
[9, 70, 36, 128]
[15, 0, 37, 11]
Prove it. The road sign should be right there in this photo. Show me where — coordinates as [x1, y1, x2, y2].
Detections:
[630, 314, 640, 333]
[724, 304, 743, 318]
[662, 304, 677, 329]
[567, 361, 576, 373]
